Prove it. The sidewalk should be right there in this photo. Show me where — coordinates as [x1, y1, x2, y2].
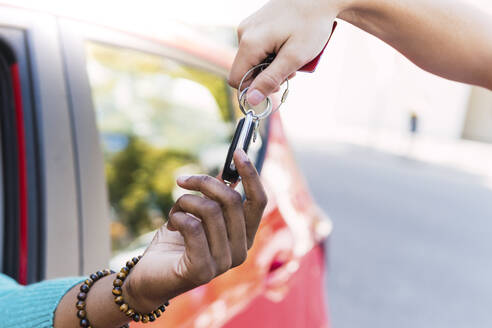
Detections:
[292, 127, 492, 184]
[293, 130, 492, 328]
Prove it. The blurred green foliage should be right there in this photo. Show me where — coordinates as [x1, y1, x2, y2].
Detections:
[105, 135, 195, 250]
[85, 42, 234, 252]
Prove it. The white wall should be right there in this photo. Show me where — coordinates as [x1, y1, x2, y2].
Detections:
[463, 87, 492, 142]
[281, 21, 473, 142]
[280, 0, 492, 143]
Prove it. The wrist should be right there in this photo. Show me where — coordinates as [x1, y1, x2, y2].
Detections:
[335, 0, 386, 28]
[123, 268, 161, 314]
[317, 0, 363, 29]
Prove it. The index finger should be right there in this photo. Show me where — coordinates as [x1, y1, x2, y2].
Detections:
[233, 149, 268, 248]
[228, 36, 266, 89]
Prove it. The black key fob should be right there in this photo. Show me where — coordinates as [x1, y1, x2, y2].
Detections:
[222, 112, 257, 184]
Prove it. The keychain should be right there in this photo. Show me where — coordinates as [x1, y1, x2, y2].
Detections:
[221, 63, 289, 185]
[221, 22, 337, 186]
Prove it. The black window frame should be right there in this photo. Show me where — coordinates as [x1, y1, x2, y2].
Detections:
[0, 28, 45, 283]
[0, 7, 83, 280]
[0, 36, 20, 280]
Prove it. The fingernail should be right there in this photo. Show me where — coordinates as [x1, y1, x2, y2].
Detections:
[235, 149, 250, 164]
[247, 89, 265, 106]
[177, 175, 190, 184]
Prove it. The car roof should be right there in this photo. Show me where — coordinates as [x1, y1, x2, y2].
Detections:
[0, 0, 236, 70]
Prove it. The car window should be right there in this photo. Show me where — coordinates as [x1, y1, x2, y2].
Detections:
[85, 42, 263, 265]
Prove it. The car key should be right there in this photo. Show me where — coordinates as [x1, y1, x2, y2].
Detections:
[222, 111, 258, 185]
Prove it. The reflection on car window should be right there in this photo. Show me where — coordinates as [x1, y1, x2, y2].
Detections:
[85, 42, 261, 261]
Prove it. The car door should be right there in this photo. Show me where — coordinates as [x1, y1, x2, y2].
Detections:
[0, 5, 80, 283]
[58, 17, 267, 274]
[58, 13, 288, 323]
[58, 16, 331, 328]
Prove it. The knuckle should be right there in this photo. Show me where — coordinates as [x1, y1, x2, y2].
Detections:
[257, 191, 268, 209]
[240, 154, 253, 167]
[168, 211, 178, 223]
[237, 22, 247, 37]
[204, 201, 222, 217]
[175, 195, 185, 205]
[196, 263, 216, 284]
[243, 166, 258, 181]
[260, 70, 281, 91]
[176, 194, 191, 205]
[232, 248, 247, 268]
[228, 190, 243, 205]
[247, 238, 254, 250]
[218, 255, 232, 273]
[240, 34, 257, 48]
[228, 75, 238, 88]
[199, 175, 213, 187]
[284, 52, 304, 68]
[186, 219, 203, 236]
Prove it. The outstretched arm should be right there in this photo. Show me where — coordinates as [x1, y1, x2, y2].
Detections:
[228, 0, 492, 106]
[54, 149, 267, 327]
[340, 0, 492, 89]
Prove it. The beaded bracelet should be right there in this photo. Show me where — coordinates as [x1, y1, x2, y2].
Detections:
[112, 255, 169, 324]
[76, 269, 129, 328]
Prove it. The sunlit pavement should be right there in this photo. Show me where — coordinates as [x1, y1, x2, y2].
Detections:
[293, 141, 492, 328]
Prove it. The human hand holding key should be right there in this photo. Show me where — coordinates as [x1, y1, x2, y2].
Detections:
[222, 20, 336, 185]
[228, 0, 338, 106]
[224, 0, 337, 173]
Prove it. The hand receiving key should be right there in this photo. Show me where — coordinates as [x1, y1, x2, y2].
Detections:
[123, 149, 267, 313]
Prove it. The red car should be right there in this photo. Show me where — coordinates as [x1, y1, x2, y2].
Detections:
[0, 3, 332, 327]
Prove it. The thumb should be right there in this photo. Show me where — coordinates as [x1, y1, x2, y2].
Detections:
[246, 41, 302, 106]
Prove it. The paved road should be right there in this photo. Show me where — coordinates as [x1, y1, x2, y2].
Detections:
[293, 142, 492, 328]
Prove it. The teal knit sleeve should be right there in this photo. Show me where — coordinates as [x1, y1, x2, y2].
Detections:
[0, 273, 85, 328]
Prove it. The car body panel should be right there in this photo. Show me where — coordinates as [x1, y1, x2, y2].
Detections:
[224, 245, 328, 328]
[0, 6, 81, 279]
[133, 113, 331, 327]
[0, 2, 332, 326]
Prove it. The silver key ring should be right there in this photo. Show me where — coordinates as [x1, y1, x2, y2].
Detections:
[237, 62, 290, 119]
[238, 88, 272, 120]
